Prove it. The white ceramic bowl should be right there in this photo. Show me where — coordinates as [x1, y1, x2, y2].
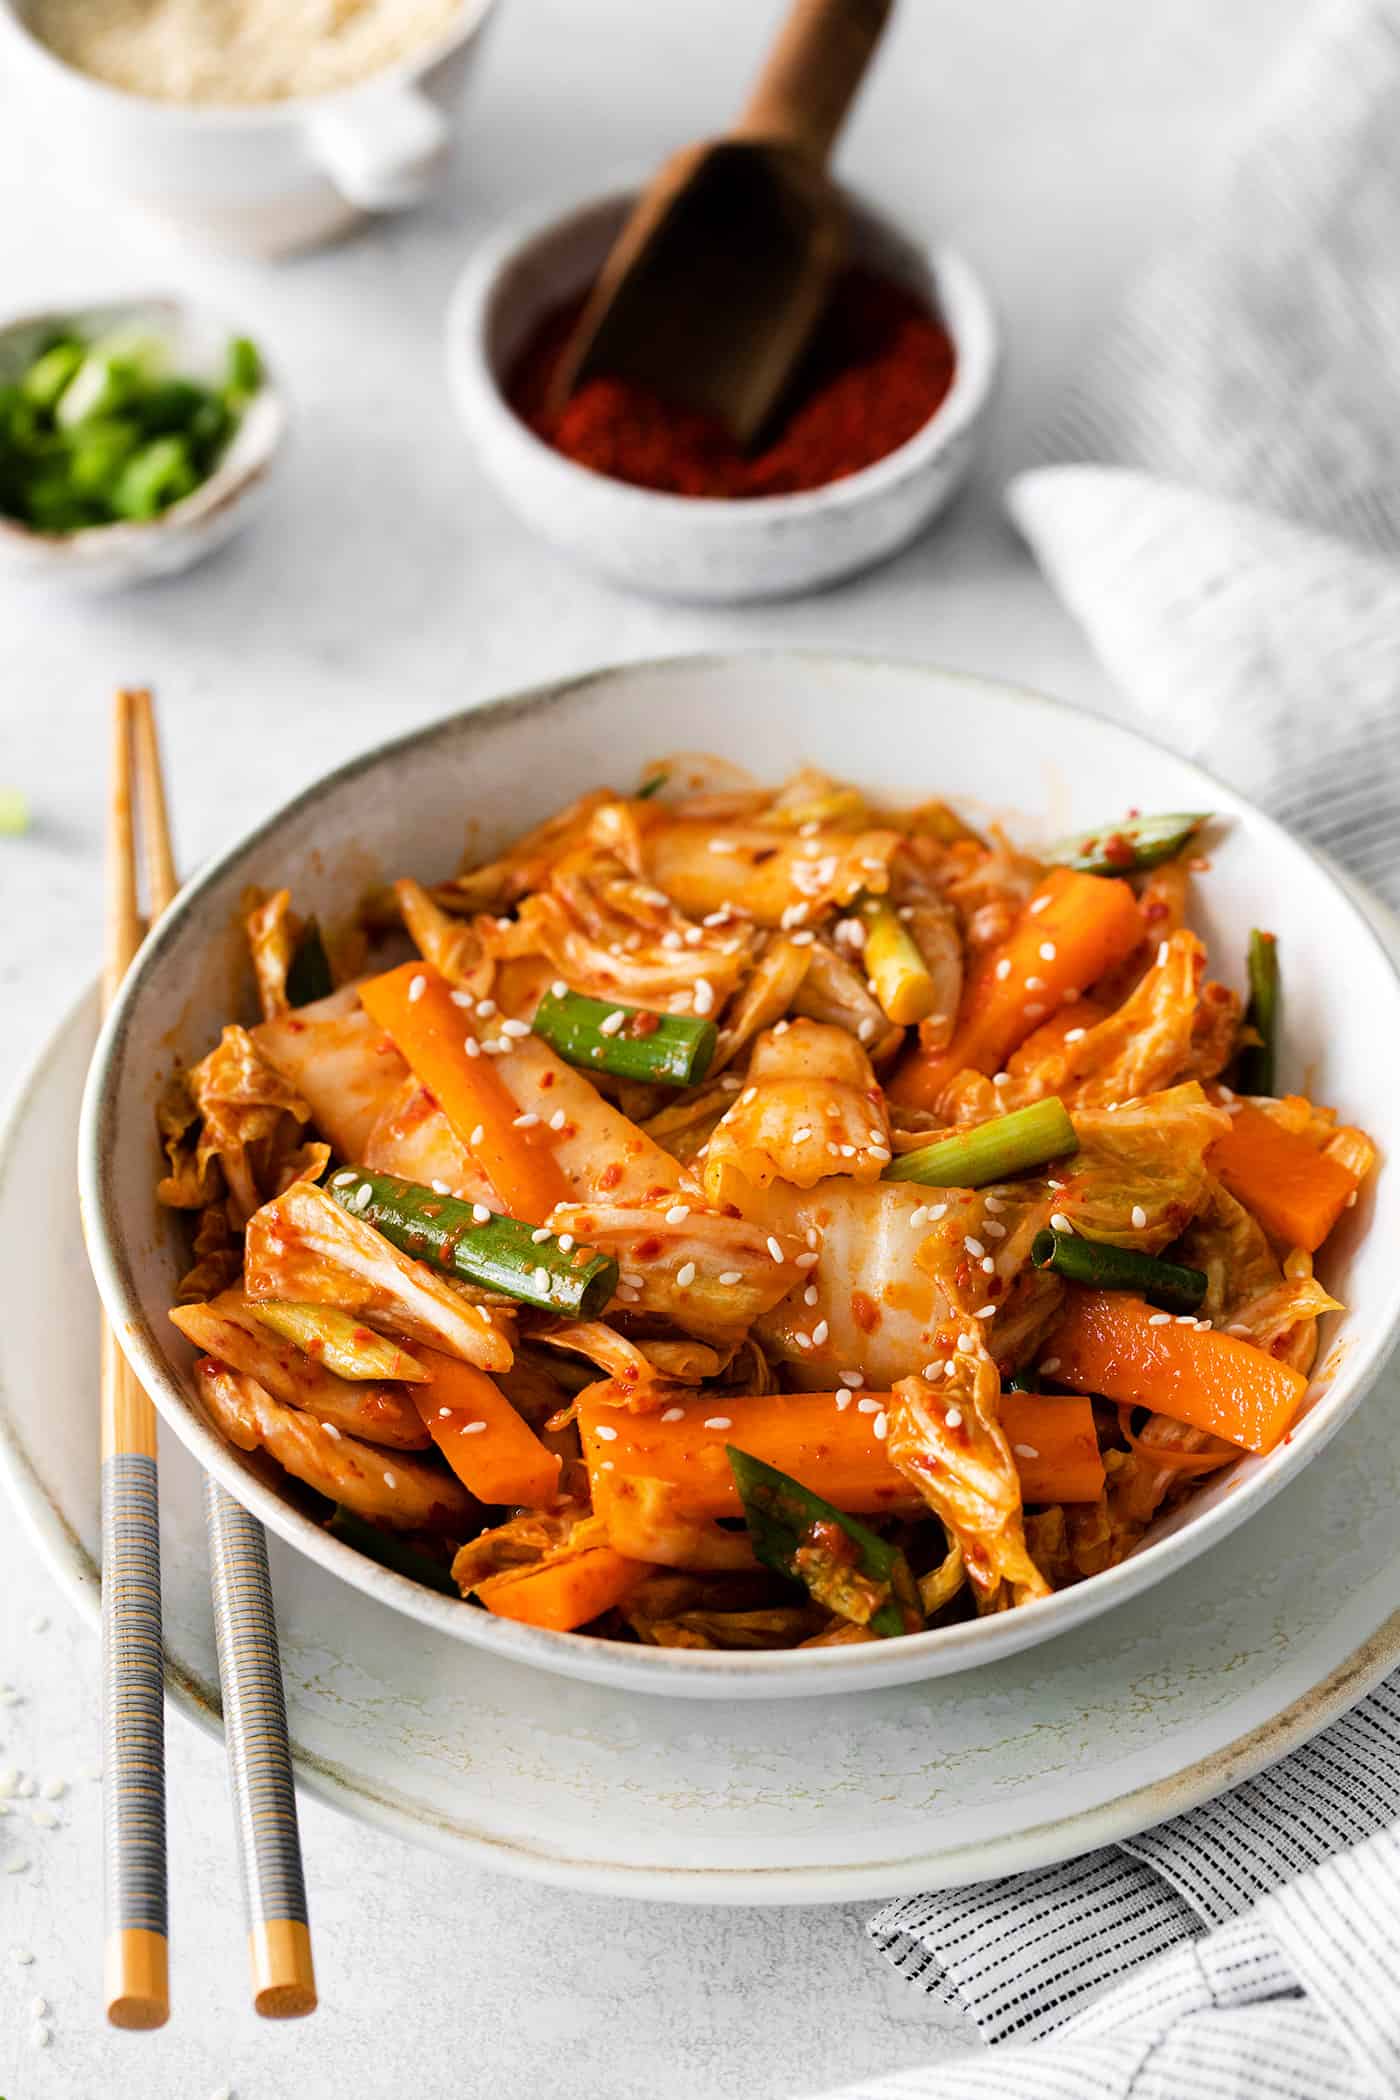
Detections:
[0, 296, 286, 590]
[446, 185, 998, 601]
[0, 0, 496, 258]
[79, 654, 1400, 1698]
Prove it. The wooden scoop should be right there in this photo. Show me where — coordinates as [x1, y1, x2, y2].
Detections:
[546, 0, 893, 448]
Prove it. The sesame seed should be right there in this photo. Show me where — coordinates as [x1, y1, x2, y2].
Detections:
[666, 1204, 691, 1223]
[451, 987, 474, 1007]
[965, 1236, 985, 1258]
[464, 1036, 481, 1058]
[1064, 1028, 1087, 1044]
[684, 926, 705, 947]
[974, 1305, 996, 1319]
[353, 1182, 372, 1211]
[30, 2024, 51, 2048]
[593, 1424, 618, 1442]
[530, 1226, 551, 1243]
[407, 973, 427, 1002]
[430, 1179, 452, 1195]
[1175, 1313, 1195, 1325]
[839, 1370, 863, 1387]
[10, 1945, 33, 1963]
[1025, 1004, 1047, 1022]
[30, 1994, 47, 2016]
[477, 999, 497, 1019]
[1039, 942, 1057, 962]
[857, 1016, 877, 1042]
[1216, 1083, 1236, 1104]
[807, 1227, 820, 1247]
[39, 1777, 64, 1800]
[793, 1125, 814, 1143]
[929, 1203, 947, 1220]
[873, 1411, 889, 1441]
[812, 1320, 829, 1345]
[857, 1397, 880, 1414]
[869, 1146, 891, 1164]
[1131, 1205, 1148, 1229]
[382, 1470, 397, 1488]
[1157, 940, 1170, 966]
[676, 1261, 697, 1288]
[993, 1071, 1012, 1087]
[1014, 1443, 1040, 1459]
[835, 1392, 852, 1412]
[707, 839, 731, 854]
[1227, 1323, 1252, 1336]
[501, 1017, 530, 1038]
[661, 931, 683, 950]
[718, 1270, 742, 1285]
[483, 1038, 509, 1055]
[766, 1236, 785, 1263]
[470, 1124, 485, 1148]
[1148, 1312, 1172, 1326]
[661, 1407, 686, 1423]
[995, 959, 1012, 981]
[774, 1019, 791, 1037]
[461, 1421, 487, 1436]
[557, 1233, 575, 1251]
[791, 930, 815, 946]
[702, 910, 729, 927]
[704, 1416, 733, 1430]
[1040, 1357, 1061, 1375]
[438, 1405, 453, 1417]
[1050, 1213, 1074, 1234]
[693, 979, 716, 1016]
[741, 1087, 757, 1105]
[909, 1206, 929, 1231]
[721, 1073, 743, 1089]
[1025, 975, 1046, 992]
[513, 1112, 540, 1129]
[1030, 893, 1051, 914]
[1346, 1190, 1358, 1207]
[804, 1285, 819, 1306]
[472, 1203, 491, 1223]
[600, 1460, 615, 1471]
[322, 1423, 341, 1440]
[839, 1144, 856, 1158]
[620, 1270, 645, 1288]
[795, 1251, 820, 1269]
[549, 1109, 567, 1131]
[331, 1169, 356, 1188]
[944, 1360, 957, 1378]
[551, 980, 568, 999]
[599, 1009, 626, 1036]
[984, 1220, 1007, 1238]
[1194, 1318, 1213, 1331]
[532, 1266, 551, 1292]
[4, 1858, 28, 1875]
[946, 1406, 963, 1427]
[981, 1256, 995, 1273]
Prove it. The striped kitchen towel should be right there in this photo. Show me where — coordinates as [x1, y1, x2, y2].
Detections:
[849, 0, 1400, 2092]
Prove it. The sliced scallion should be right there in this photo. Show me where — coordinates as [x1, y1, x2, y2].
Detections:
[1030, 1228, 1207, 1314]
[885, 1098, 1078, 1189]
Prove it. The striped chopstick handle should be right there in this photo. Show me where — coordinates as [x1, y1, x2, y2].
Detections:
[203, 1477, 317, 2019]
[101, 1446, 169, 2029]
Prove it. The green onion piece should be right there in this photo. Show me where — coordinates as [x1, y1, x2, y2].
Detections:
[326, 1505, 457, 1595]
[21, 340, 84, 412]
[1045, 812, 1207, 875]
[286, 916, 334, 1008]
[1030, 1228, 1207, 1314]
[248, 1301, 429, 1384]
[885, 1098, 1078, 1188]
[225, 335, 263, 397]
[859, 896, 938, 1026]
[110, 435, 197, 520]
[635, 771, 669, 800]
[532, 986, 717, 1088]
[327, 1166, 618, 1319]
[727, 1447, 918, 1639]
[0, 787, 29, 836]
[1235, 929, 1280, 1097]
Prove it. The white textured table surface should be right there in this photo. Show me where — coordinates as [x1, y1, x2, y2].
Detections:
[0, 1, 1301, 2092]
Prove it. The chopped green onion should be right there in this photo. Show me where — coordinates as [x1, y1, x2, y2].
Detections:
[248, 1301, 429, 1384]
[859, 896, 937, 1026]
[110, 435, 198, 520]
[286, 916, 333, 1008]
[225, 336, 263, 397]
[635, 771, 669, 800]
[885, 1098, 1078, 1188]
[1030, 1228, 1207, 1314]
[532, 986, 717, 1088]
[1046, 812, 1207, 875]
[328, 1166, 618, 1319]
[1235, 929, 1279, 1096]
[326, 1506, 457, 1594]
[726, 1447, 917, 1638]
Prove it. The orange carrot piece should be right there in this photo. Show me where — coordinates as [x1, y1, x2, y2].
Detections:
[1049, 1289, 1306, 1454]
[999, 1393, 1105, 1503]
[1209, 1102, 1359, 1253]
[890, 868, 1144, 1109]
[409, 1346, 561, 1510]
[577, 1388, 1102, 1514]
[474, 1547, 645, 1631]
[359, 961, 570, 1223]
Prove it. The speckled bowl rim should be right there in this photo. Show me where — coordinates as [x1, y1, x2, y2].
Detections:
[445, 177, 999, 523]
[78, 652, 1400, 1699]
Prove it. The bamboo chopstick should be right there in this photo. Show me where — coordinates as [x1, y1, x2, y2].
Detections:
[103, 690, 317, 2026]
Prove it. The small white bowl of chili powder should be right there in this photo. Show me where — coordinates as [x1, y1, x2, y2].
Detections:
[446, 179, 998, 602]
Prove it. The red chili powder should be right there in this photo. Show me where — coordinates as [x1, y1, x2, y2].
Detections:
[504, 264, 957, 500]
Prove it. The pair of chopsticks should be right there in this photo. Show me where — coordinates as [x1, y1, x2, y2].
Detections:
[102, 688, 317, 2029]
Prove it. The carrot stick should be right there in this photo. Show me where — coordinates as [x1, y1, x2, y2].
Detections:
[1209, 1102, 1359, 1252]
[1049, 1289, 1307, 1454]
[359, 961, 570, 1223]
[473, 1547, 645, 1631]
[891, 868, 1144, 1110]
[409, 1346, 560, 1510]
[577, 1387, 1103, 1514]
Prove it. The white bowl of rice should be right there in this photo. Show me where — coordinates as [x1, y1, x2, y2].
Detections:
[0, 0, 498, 257]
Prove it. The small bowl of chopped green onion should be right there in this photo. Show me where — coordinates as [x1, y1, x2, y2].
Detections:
[0, 297, 284, 588]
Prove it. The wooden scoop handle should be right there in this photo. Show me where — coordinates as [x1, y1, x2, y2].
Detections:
[734, 0, 893, 164]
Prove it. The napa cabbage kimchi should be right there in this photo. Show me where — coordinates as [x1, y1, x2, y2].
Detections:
[156, 770, 1376, 1647]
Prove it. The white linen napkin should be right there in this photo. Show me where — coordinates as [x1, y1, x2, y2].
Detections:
[844, 0, 1400, 2090]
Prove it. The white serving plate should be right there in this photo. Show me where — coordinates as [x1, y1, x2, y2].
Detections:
[8, 990, 1400, 1901]
[77, 655, 1400, 1701]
